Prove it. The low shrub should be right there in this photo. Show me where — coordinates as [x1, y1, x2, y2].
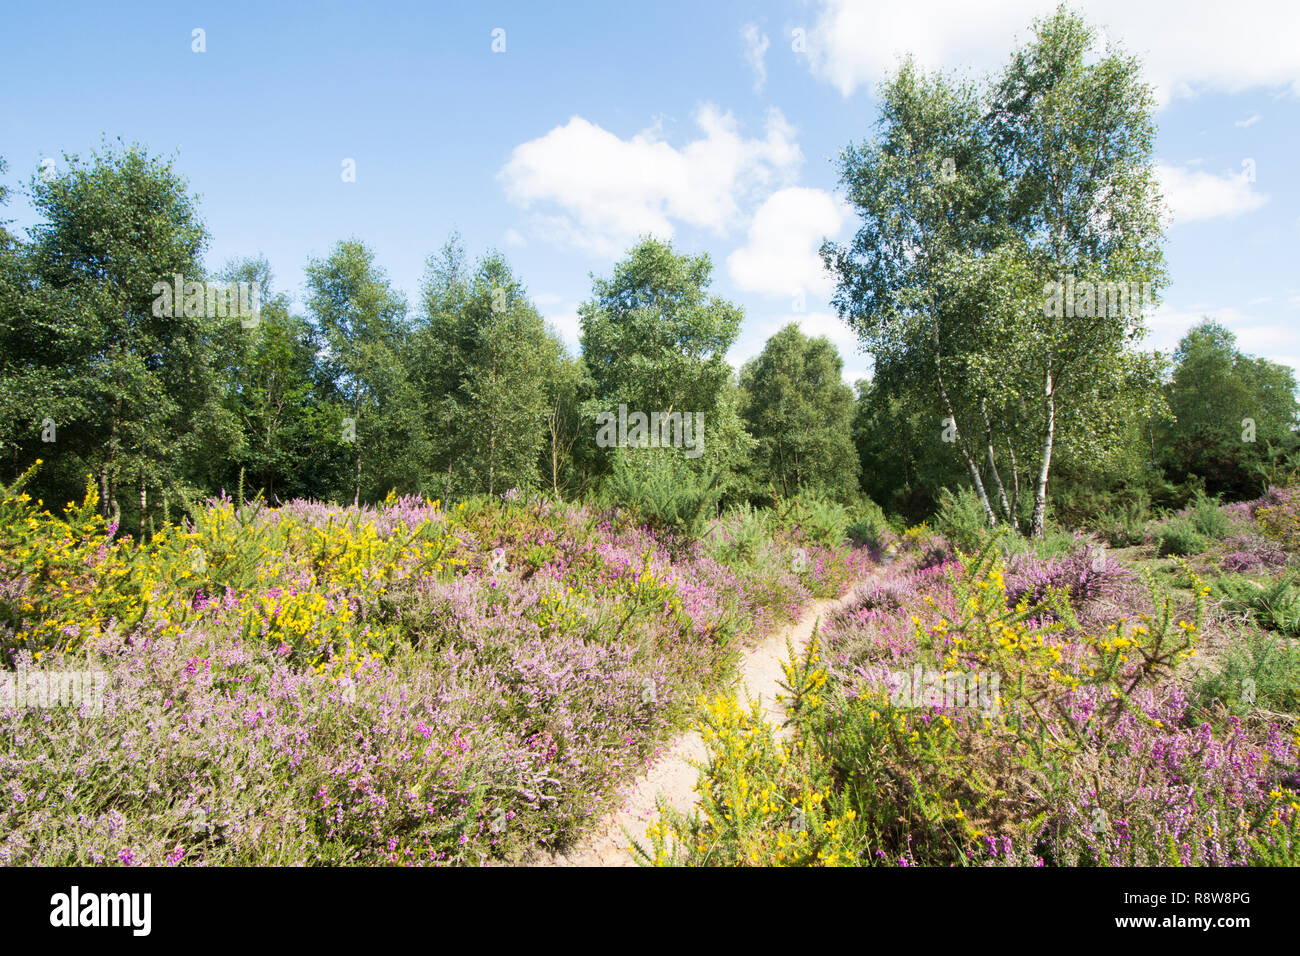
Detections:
[1212, 572, 1300, 637]
[775, 494, 849, 548]
[705, 503, 771, 564]
[1188, 493, 1232, 540]
[932, 486, 992, 555]
[846, 498, 891, 551]
[603, 449, 720, 542]
[1155, 517, 1208, 557]
[1191, 628, 1300, 719]
[1090, 491, 1152, 548]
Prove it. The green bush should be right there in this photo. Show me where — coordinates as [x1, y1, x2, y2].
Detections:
[932, 486, 992, 555]
[706, 502, 771, 563]
[1091, 490, 1151, 547]
[1191, 627, 1300, 717]
[1212, 571, 1300, 637]
[999, 524, 1081, 560]
[604, 449, 720, 541]
[1156, 517, 1208, 557]
[776, 493, 849, 547]
[846, 498, 891, 550]
[1188, 493, 1231, 540]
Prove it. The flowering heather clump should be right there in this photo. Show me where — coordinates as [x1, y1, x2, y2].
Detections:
[0, 467, 871, 865]
[1002, 545, 1133, 613]
[1220, 536, 1290, 573]
[647, 538, 1300, 867]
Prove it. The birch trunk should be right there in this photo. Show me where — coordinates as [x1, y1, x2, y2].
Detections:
[1030, 366, 1056, 538]
[981, 399, 1013, 526]
[932, 322, 997, 527]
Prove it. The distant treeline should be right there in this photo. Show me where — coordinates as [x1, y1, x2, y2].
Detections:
[0, 15, 1295, 538]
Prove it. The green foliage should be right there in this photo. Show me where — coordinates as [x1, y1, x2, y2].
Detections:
[1187, 492, 1231, 540]
[775, 493, 849, 548]
[1211, 572, 1300, 637]
[1192, 628, 1300, 718]
[1161, 320, 1300, 499]
[1, 141, 231, 529]
[305, 238, 426, 505]
[411, 238, 563, 499]
[846, 498, 891, 550]
[604, 448, 720, 541]
[579, 237, 754, 500]
[997, 524, 1081, 560]
[933, 486, 993, 554]
[201, 257, 338, 504]
[707, 502, 772, 564]
[1089, 490, 1152, 547]
[1156, 517, 1208, 557]
[850, 377, 963, 523]
[739, 324, 859, 502]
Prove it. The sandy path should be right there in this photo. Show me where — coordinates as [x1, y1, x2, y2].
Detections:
[538, 572, 880, 867]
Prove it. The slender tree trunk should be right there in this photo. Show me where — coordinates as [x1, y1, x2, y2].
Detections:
[981, 400, 1014, 528]
[550, 413, 561, 499]
[100, 465, 111, 518]
[1030, 366, 1056, 538]
[931, 311, 997, 526]
[962, 448, 996, 525]
[139, 471, 147, 539]
[938, 386, 997, 527]
[352, 395, 361, 508]
[1006, 438, 1021, 525]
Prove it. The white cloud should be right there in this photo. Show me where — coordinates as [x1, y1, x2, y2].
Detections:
[503, 227, 525, 247]
[733, 311, 869, 385]
[1234, 112, 1262, 128]
[726, 187, 849, 299]
[542, 303, 582, 349]
[1147, 303, 1300, 376]
[742, 24, 771, 93]
[498, 106, 802, 256]
[800, 0, 1300, 107]
[1155, 162, 1269, 224]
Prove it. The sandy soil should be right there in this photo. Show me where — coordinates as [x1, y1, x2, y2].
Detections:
[537, 574, 880, 867]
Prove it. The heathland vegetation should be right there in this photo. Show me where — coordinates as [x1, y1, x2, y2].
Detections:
[0, 7, 1297, 865]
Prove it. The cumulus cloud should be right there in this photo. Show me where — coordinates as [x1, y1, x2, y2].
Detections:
[1155, 162, 1269, 223]
[1147, 304, 1300, 377]
[726, 187, 850, 299]
[542, 303, 582, 349]
[799, 0, 1300, 107]
[742, 24, 771, 93]
[732, 311, 869, 385]
[498, 106, 802, 256]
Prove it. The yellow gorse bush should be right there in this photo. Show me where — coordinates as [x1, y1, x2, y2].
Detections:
[1257, 500, 1300, 551]
[633, 693, 861, 866]
[638, 535, 1208, 866]
[0, 467, 459, 678]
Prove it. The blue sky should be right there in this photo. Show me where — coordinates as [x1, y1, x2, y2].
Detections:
[2, 0, 1298, 384]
